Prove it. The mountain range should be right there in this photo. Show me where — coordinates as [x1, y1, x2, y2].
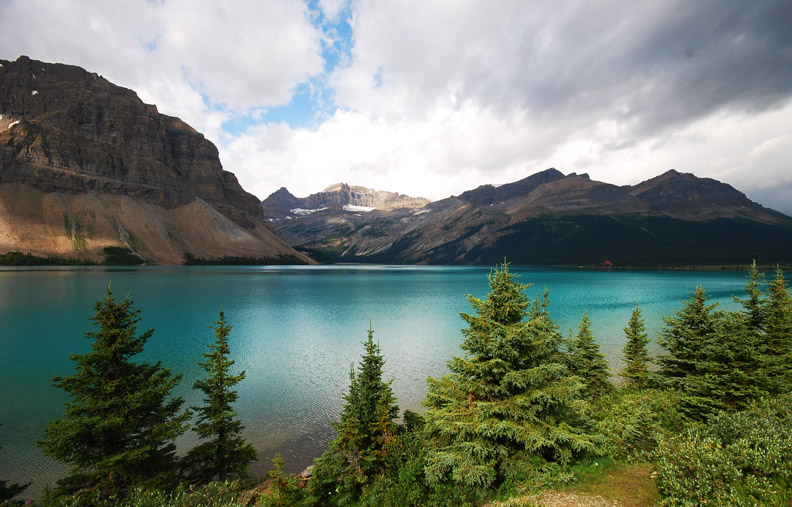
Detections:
[262, 169, 792, 266]
[0, 56, 309, 264]
[2, 56, 790, 267]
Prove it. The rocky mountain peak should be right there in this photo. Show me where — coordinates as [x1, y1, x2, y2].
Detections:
[0, 55, 261, 225]
[262, 182, 430, 218]
[458, 168, 565, 206]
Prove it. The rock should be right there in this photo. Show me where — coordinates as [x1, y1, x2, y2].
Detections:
[0, 56, 311, 264]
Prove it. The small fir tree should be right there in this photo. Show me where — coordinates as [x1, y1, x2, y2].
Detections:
[38, 287, 189, 499]
[183, 309, 257, 482]
[422, 263, 598, 491]
[568, 310, 612, 398]
[311, 323, 399, 501]
[764, 267, 792, 394]
[620, 304, 651, 388]
[657, 286, 720, 388]
[735, 261, 765, 333]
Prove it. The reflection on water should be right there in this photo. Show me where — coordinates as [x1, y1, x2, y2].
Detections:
[0, 265, 748, 496]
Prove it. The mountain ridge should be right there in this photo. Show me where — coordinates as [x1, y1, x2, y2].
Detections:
[0, 55, 310, 264]
[263, 169, 792, 266]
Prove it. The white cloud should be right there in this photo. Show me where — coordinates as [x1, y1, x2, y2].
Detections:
[2, 0, 791, 216]
[0, 0, 323, 134]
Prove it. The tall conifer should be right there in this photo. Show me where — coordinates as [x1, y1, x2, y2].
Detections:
[423, 263, 597, 490]
[568, 310, 612, 398]
[657, 286, 719, 387]
[620, 304, 651, 388]
[182, 310, 256, 482]
[311, 323, 398, 501]
[38, 287, 189, 499]
[765, 267, 792, 394]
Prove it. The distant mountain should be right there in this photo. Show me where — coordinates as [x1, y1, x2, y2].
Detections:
[261, 183, 429, 218]
[0, 56, 309, 264]
[262, 169, 792, 266]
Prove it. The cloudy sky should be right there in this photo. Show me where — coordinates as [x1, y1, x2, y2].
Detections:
[2, 0, 791, 213]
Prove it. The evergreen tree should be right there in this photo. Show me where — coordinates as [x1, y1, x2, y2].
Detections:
[735, 261, 765, 333]
[311, 323, 399, 501]
[422, 263, 597, 491]
[0, 425, 29, 502]
[764, 267, 792, 394]
[678, 311, 767, 420]
[182, 310, 256, 482]
[38, 287, 189, 499]
[657, 286, 720, 388]
[620, 304, 651, 389]
[568, 310, 612, 398]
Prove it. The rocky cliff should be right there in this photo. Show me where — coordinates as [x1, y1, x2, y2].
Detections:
[0, 56, 309, 264]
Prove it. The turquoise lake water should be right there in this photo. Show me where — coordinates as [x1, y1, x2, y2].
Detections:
[0, 265, 750, 496]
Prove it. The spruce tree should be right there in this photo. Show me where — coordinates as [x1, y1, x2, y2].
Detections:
[422, 263, 597, 490]
[568, 310, 612, 398]
[38, 287, 189, 499]
[657, 286, 719, 388]
[311, 323, 398, 501]
[764, 267, 792, 394]
[620, 304, 651, 389]
[182, 309, 256, 482]
[680, 312, 767, 419]
[735, 261, 765, 333]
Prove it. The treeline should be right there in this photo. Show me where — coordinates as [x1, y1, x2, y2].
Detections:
[2, 263, 791, 506]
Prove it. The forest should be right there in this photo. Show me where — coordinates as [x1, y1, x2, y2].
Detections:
[1, 262, 791, 506]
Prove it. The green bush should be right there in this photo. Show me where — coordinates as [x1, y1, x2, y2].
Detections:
[655, 394, 792, 506]
[593, 388, 683, 462]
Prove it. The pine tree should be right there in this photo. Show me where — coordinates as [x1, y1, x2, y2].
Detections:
[422, 263, 597, 490]
[657, 286, 720, 387]
[311, 323, 398, 501]
[680, 311, 767, 420]
[620, 304, 651, 389]
[764, 267, 792, 394]
[182, 309, 257, 482]
[735, 261, 765, 333]
[37, 287, 189, 499]
[568, 310, 612, 398]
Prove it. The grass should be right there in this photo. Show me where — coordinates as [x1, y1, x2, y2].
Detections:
[489, 460, 659, 507]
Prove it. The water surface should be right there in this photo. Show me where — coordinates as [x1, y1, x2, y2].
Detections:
[0, 265, 749, 496]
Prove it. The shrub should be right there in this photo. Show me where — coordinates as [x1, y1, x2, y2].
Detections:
[655, 394, 792, 506]
[593, 389, 682, 462]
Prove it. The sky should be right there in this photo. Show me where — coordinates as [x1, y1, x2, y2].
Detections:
[1, 0, 791, 214]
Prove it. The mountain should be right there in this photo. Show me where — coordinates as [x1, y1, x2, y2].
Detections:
[0, 56, 309, 264]
[261, 183, 429, 218]
[263, 169, 792, 266]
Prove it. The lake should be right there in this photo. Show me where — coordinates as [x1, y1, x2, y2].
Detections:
[0, 265, 750, 496]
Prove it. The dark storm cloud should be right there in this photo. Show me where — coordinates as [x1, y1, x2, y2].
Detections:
[499, 0, 792, 139]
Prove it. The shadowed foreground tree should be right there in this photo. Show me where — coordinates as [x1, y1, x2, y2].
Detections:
[182, 309, 256, 482]
[423, 263, 598, 491]
[0, 424, 29, 502]
[37, 287, 189, 501]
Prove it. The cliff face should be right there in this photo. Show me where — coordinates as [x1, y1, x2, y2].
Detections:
[0, 56, 261, 223]
[0, 56, 310, 264]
